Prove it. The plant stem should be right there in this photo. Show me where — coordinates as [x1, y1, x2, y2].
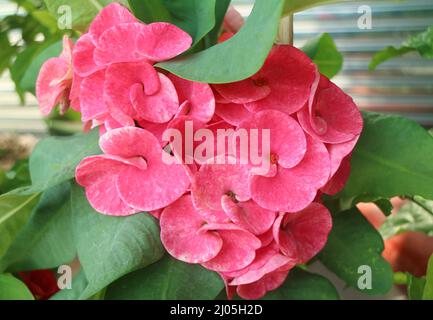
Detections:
[277, 14, 294, 45]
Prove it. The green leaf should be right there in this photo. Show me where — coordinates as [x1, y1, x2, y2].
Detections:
[31, 10, 58, 33]
[380, 197, 433, 239]
[129, 0, 217, 46]
[51, 270, 88, 300]
[284, 0, 352, 15]
[407, 274, 426, 300]
[44, 0, 127, 32]
[127, 0, 172, 23]
[424, 254, 433, 300]
[318, 207, 393, 295]
[203, 0, 231, 47]
[0, 183, 75, 273]
[302, 33, 343, 78]
[29, 129, 100, 192]
[0, 191, 41, 258]
[71, 184, 164, 299]
[370, 26, 433, 70]
[106, 255, 223, 300]
[262, 268, 339, 300]
[340, 112, 433, 201]
[0, 274, 34, 300]
[20, 40, 63, 93]
[157, 0, 285, 83]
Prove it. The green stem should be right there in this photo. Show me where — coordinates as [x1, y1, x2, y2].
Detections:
[410, 196, 433, 216]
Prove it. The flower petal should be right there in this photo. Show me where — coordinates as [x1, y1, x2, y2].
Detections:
[201, 224, 261, 272]
[274, 202, 332, 263]
[136, 22, 192, 62]
[160, 195, 223, 263]
[75, 155, 139, 216]
[131, 73, 179, 123]
[245, 45, 317, 115]
[297, 75, 363, 144]
[250, 135, 330, 212]
[168, 74, 215, 123]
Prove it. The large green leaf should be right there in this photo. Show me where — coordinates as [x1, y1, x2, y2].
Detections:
[302, 33, 343, 78]
[424, 254, 433, 300]
[318, 207, 393, 295]
[0, 183, 75, 273]
[370, 26, 433, 70]
[340, 112, 433, 201]
[51, 270, 88, 300]
[203, 0, 231, 47]
[157, 0, 285, 83]
[129, 0, 216, 46]
[71, 184, 164, 299]
[0, 274, 34, 300]
[262, 268, 339, 300]
[29, 129, 100, 192]
[20, 40, 63, 93]
[380, 197, 433, 239]
[105, 255, 223, 300]
[0, 191, 40, 258]
[44, 0, 127, 32]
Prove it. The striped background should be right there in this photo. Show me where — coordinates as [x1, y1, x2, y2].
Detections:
[1, 0, 432, 135]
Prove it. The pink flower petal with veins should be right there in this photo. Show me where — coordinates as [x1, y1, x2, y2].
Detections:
[250, 135, 330, 212]
[131, 73, 179, 123]
[297, 75, 363, 144]
[72, 34, 103, 77]
[221, 196, 276, 235]
[273, 202, 332, 263]
[94, 23, 148, 66]
[245, 45, 317, 115]
[99, 127, 190, 211]
[327, 136, 359, 178]
[75, 155, 140, 216]
[168, 74, 215, 123]
[213, 78, 271, 104]
[236, 270, 289, 300]
[104, 61, 160, 119]
[69, 73, 83, 112]
[237, 110, 307, 169]
[201, 224, 261, 272]
[222, 242, 279, 279]
[36, 57, 69, 116]
[321, 156, 352, 195]
[192, 156, 252, 223]
[230, 252, 295, 286]
[160, 195, 223, 264]
[136, 22, 192, 62]
[89, 3, 137, 44]
[80, 69, 108, 121]
[215, 103, 252, 126]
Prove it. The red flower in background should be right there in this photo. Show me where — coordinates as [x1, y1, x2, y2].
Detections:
[18, 270, 59, 300]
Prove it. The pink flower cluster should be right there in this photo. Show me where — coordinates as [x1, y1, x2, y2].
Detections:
[36, 4, 363, 299]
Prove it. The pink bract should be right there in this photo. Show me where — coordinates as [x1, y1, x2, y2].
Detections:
[89, 3, 137, 44]
[191, 156, 252, 223]
[273, 202, 332, 263]
[297, 75, 363, 144]
[75, 155, 141, 216]
[76, 127, 190, 214]
[237, 110, 307, 169]
[160, 195, 223, 264]
[201, 224, 261, 273]
[250, 135, 330, 213]
[36, 36, 74, 115]
[168, 74, 216, 123]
